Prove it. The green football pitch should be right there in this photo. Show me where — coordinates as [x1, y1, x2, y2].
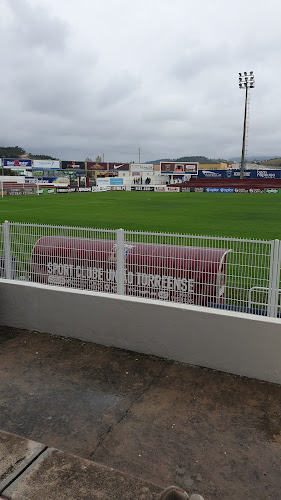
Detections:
[0, 191, 281, 240]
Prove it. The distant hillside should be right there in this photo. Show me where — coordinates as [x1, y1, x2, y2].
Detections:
[229, 155, 281, 163]
[0, 146, 57, 160]
[260, 158, 281, 167]
[148, 156, 227, 165]
[0, 146, 26, 158]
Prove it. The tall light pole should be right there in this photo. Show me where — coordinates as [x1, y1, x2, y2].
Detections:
[239, 71, 255, 179]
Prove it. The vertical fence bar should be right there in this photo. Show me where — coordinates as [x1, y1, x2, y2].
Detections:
[3, 220, 12, 280]
[267, 239, 279, 318]
[116, 228, 125, 295]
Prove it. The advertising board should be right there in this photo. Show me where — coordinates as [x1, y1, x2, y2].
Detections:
[198, 169, 281, 179]
[131, 164, 154, 172]
[5, 187, 34, 195]
[264, 188, 280, 194]
[248, 188, 264, 194]
[131, 186, 155, 191]
[108, 163, 129, 171]
[205, 188, 234, 193]
[160, 162, 198, 175]
[86, 162, 107, 171]
[167, 186, 180, 192]
[3, 159, 32, 168]
[78, 187, 91, 192]
[256, 170, 280, 179]
[33, 160, 60, 170]
[97, 178, 110, 187]
[110, 186, 125, 191]
[110, 178, 123, 186]
[198, 170, 224, 178]
[30, 236, 231, 306]
[181, 187, 204, 192]
[229, 170, 252, 178]
[61, 161, 85, 170]
[234, 188, 264, 194]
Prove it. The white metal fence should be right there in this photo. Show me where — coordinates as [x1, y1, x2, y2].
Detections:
[0, 221, 280, 318]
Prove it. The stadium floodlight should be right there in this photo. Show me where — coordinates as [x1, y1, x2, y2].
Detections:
[238, 71, 255, 179]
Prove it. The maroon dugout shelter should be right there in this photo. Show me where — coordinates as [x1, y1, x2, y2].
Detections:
[30, 237, 231, 306]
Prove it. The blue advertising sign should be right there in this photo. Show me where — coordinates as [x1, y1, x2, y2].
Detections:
[4, 158, 32, 168]
[205, 188, 221, 193]
[110, 178, 123, 186]
[219, 187, 235, 193]
[199, 169, 281, 179]
[205, 187, 234, 193]
[198, 170, 224, 179]
[255, 169, 281, 179]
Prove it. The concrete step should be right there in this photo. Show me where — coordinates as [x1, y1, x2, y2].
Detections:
[0, 430, 162, 500]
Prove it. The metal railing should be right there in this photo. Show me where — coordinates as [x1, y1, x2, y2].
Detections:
[0, 221, 280, 318]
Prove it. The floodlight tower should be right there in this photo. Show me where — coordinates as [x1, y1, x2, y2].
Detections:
[239, 71, 255, 179]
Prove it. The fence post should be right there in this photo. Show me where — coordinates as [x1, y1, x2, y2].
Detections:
[3, 220, 12, 280]
[267, 239, 280, 318]
[116, 228, 125, 295]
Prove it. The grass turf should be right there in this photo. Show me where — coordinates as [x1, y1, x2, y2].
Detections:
[0, 191, 281, 239]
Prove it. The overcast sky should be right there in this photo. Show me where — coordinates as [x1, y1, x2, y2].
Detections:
[0, 0, 280, 162]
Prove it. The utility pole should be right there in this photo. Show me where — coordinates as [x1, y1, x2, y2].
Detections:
[238, 71, 255, 179]
[138, 147, 141, 163]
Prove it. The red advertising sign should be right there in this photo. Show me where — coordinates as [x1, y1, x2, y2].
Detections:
[108, 163, 129, 171]
[160, 162, 198, 175]
[86, 162, 107, 171]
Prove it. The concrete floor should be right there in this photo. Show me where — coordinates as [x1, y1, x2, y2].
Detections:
[0, 430, 161, 500]
[0, 326, 281, 499]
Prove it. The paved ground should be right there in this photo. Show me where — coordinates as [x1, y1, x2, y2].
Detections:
[0, 430, 161, 500]
[0, 325, 281, 499]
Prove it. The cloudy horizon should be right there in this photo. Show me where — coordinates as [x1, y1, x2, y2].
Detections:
[0, 0, 280, 162]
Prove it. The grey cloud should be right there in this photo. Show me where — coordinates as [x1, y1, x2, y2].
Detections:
[1, 0, 281, 162]
[7, 0, 69, 51]
[96, 73, 141, 109]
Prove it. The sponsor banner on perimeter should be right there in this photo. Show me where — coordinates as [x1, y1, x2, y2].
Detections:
[160, 162, 198, 175]
[3, 158, 32, 168]
[205, 187, 234, 193]
[131, 163, 154, 172]
[33, 160, 60, 170]
[234, 188, 264, 194]
[108, 163, 130, 171]
[131, 186, 155, 191]
[199, 169, 281, 179]
[4, 187, 35, 196]
[264, 188, 281, 194]
[86, 162, 107, 171]
[55, 187, 79, 193]
[110, 178, 123, 186]
[181, 187, 204, 192]
[61, 161, 85, 170]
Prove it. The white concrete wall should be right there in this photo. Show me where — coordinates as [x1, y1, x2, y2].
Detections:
[0, 176, 25, 183]
[0, 278, 281, 384]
